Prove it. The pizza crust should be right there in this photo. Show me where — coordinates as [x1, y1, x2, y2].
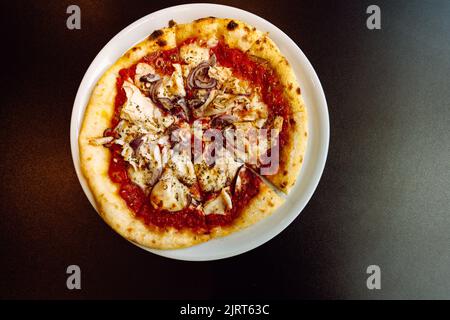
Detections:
[210, 182, 284, 239]
[79, 18, 303, 249]
[174, 17, 264, 51]
[247, 35, 308, 193]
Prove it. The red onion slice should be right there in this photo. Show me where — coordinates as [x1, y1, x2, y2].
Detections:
[130, 136, 144, 152]
[149, 79, 162, 105]
[211, 114, 238, 127]
[139, 73, 160, 83]
[187, 60, 217, 89]
[158, 97, 174, 110]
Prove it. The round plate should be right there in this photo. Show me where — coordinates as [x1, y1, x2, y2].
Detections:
[70, 3, 329, 261]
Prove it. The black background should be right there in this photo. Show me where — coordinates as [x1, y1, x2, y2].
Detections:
[1, 0, 449, 299]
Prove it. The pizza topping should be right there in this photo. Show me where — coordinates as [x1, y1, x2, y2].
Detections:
[89, 136, 114, 146]
[272, 115, 284, 133]
[208, 66, 232, 85]
[195, 148, 243, 193]
[139, 141, 165, 168]
[233, 166, 248, 194]
[203, 187, 233, 215]
[134, 63, 160, 90]
[148, 79, 163, 104]
[231, 91, 268, 122]
[128, 165, 161, 191]
[222, 77, 251, 95]
[139, 73, 161, 83]
[121, 81, 174, 131]
[129, 135, 144, 152]
[211, 114, 238, 128]
[100, 36, 291, 230]
[187, 89, 211, 110]
[168, 150, 196, 186]
[180, 42, 210, 66]
[150, 169, 190, 211]
[156, 63, 186, 98]
[187, 57, 218, 89]
[192, 89, 219, 117]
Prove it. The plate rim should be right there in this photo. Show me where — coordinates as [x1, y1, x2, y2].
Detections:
[70, 3, 329, 261]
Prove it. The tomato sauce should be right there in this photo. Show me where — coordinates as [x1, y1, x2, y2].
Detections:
[107, 40, 292, 232]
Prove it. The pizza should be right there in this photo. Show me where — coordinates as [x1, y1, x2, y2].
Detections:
[79, 17, 307, 249]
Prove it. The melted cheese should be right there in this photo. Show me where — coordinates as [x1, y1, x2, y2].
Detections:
[121, 81, 174, 131]
[157, 64, 186, 99]
[194, 92, 251, 118]
[135, 62, 155, 77]
[194, 89, 268, 121]
[168, 151, 196, 186]
[203, 187, 233, 215]
[192, 90, 219, 118]
[231, 92, 268, 121]
[180, 43, 210, 66]
[208, 66, 232, 85]
[230, 116, 284, 165]
[222, 77, 251, 95]
[138, 142, 162, 171]
[233, 122, 259, 163]
[134, 63, 158, 89]
[195, 148, 243, 192]
[150, 169, 190, 212]
[128, 164, 162, 190]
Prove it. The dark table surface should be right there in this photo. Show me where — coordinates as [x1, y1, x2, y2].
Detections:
[1, 0, 449, 299]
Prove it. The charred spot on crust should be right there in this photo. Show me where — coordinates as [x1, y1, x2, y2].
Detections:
[149, 29, 164, 40]
[296, 87, 301, 95]
[168, 19, 176, 27]
[281, 182, 287, 188]
[157, 39, 167, 47]
[288, 83, 293, 90]
[244, 26, 250, 32]
[131, 47, 138, 52]
[227, 20, 238, 31]
[255, 39, 260, 45]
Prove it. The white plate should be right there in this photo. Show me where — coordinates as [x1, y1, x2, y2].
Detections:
[70, 3, 329, 261]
